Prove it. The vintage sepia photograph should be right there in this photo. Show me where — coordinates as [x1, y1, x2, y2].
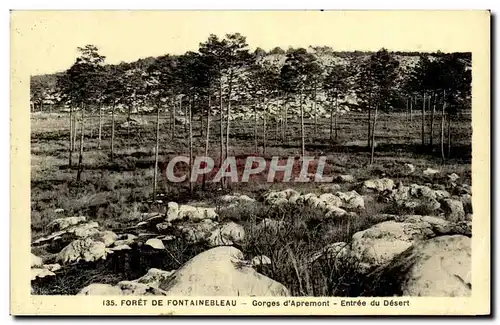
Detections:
[11, 10, 490, 315]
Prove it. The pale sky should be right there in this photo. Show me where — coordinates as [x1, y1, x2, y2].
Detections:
[10, 10, 488, 76]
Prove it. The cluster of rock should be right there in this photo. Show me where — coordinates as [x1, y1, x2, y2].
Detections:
[360, 177, 472, 222]
[32, 171, 473, 297]
[308, 213, 471, 296]
[262, 188, 364, 218]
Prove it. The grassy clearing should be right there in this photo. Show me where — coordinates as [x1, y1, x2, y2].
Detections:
[31, 110, 471, 295]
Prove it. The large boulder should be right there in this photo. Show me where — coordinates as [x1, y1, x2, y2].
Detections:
[56, 238, 109, 265]
[368, 235, 471, 296]
[159, 246, 289, 296]
[349, 220, 436, 272]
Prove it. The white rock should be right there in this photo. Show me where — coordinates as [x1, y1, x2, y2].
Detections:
[133, 268, 175, 288]
[423, 168, 440, 176]
[318, 184, 341, 193]
[335, 174, 355, 183]
[166, 203, 218, 222]
[350, 220, 436, 272]
[77, 283, 123, 295]
[370, 235, 471, 296]
[175, 219, 219, 244]
[441, 199, 466, 222]
[47, 216, 86, 232]
[336, 190, 365, 209]
[363, 178, 395, 192]
[31, 253, 43, 268]
[111, 244, 132, 251]
[144, 238, 165, 250]
[325, 206, 348, 218]
[31, 268, 56, 281]
[116, 281, 167, 295]
[53, 208, 65, 213]
[251, 255, 272, 267]
[113, 234, 137, 247]
[403, 163, 415, 173]
[207, 222, 245, 247]
[56, 238, 109, 265]
[92, 231, 118, 247]
[43, 263, 61, 272]
[159, 246, 289, 296]
[319, 193, 343, 208]
[448, 173, 460, 182]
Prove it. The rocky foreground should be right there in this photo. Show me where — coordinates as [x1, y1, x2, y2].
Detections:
[31, 172, 472, 297]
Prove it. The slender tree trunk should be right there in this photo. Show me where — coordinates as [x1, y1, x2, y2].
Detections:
[410, 96, 413, 122]
[183, 97, 187, 133]
[110, 103, 116, 162]
[421, 93, 426, 147]
[263, 98, 267, 156]
[189, 96, 194, 193]
[370, 105, 379, 165]
[447, 113, 452, 157]
[172, 97, 177, 140]
[335, 94, 339, 141]
[225, 71, 233, 167]
[76, 105, 85, 182]
[300, 93, 305, 157]
[275, 99, 279, 143]
[406, 98, 409, 122]
[98, 104, 102, 149]
[153, 103, 161, 200]
[367, 102, 372, 149]
[430, 92, 436, 150]
[313, 86, 318, 137]
[200, 97, 204, 138]
[329, 98, 334, 141]
[202, 94, 211, 190]
[219, 78, 225, 189]
[72, 113, 77, 152]
[254, 101, 258, 153]
[126, 105, 132, 149]
[441, 90, 446, 164]
[69, 105, 73, 167]
[284, 99, 288, 143]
